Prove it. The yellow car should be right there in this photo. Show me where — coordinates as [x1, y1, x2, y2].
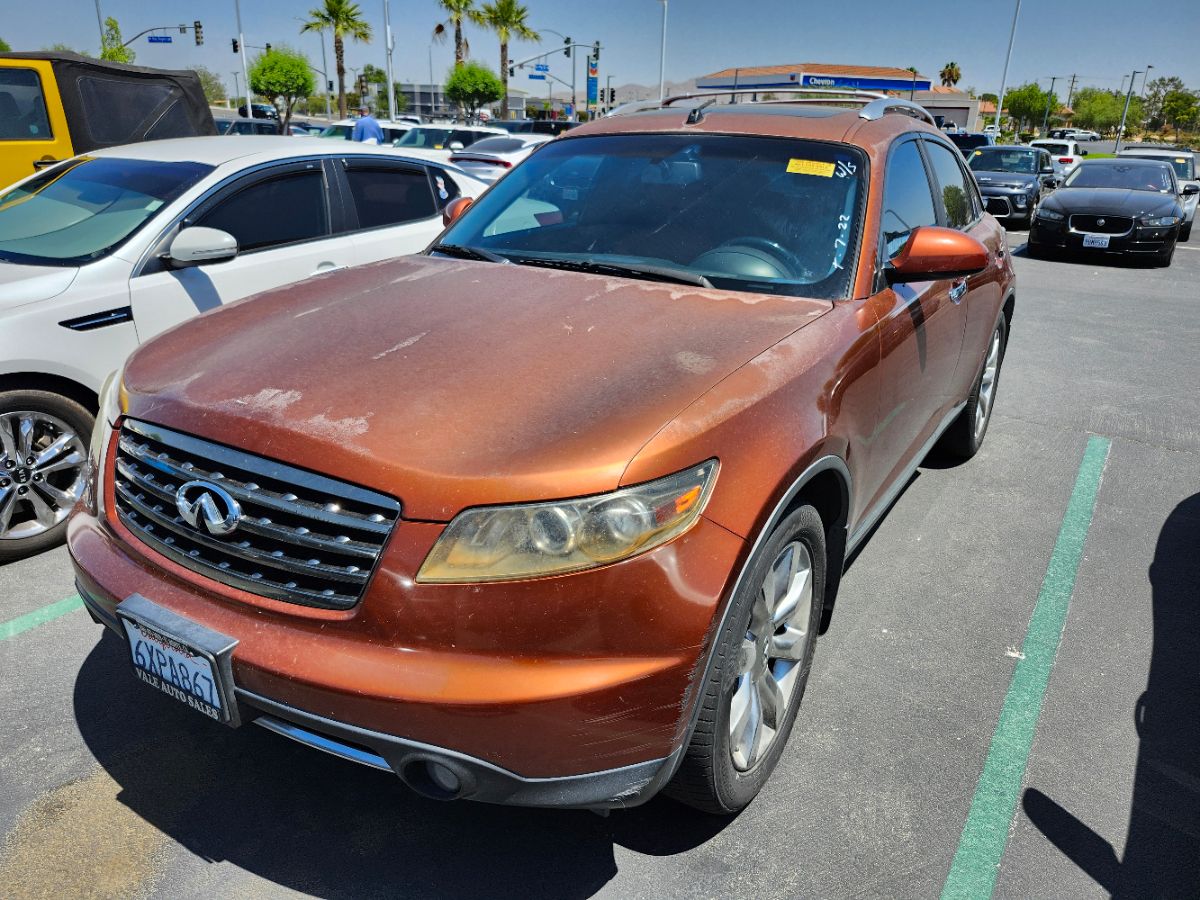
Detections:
[0, 51, 215, 188]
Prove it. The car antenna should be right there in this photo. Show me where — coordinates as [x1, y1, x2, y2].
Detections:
[685, 97, 719, 125]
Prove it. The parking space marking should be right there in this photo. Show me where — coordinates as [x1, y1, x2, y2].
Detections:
[0, 595, 83, 641]
[941, 435, 1112, 900]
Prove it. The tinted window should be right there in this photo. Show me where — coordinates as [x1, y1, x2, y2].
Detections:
[429, 170, 461, 208]
[881, 140, 937, 258]
[441, 134, 867, 300]
[78, 77, 183, 144]
[1035, 143, 1070, 156]
[925, 141, 977, 228]
[396, 127, 453, 148]
[1064, 162, 1176, 193]
[968, 148, 1039, 174]
[948, 133, 990, 152]
[0, 157, 210, 264]
[463, 137, 528, 154]
[0, 68, 52, 141]
[196, 171, 329, 251]
[345, 164, 436, 228]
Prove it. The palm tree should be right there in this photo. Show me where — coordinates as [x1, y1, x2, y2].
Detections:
[301, 0, 372, 119]
[478, 0, 538, 118]
[433, 0, 480, 68]
[940, 61, 962, 88]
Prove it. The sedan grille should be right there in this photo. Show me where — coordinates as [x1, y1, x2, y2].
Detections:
[1069, 214, 1133, 235]
[984, 197, 1012, 217]
[112, 419, 400, 610]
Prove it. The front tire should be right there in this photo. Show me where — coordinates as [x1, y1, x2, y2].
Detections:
[0, 391, 94, 563]
[1179, 222, 1192, 242]
[1154, 242, 1176, 267]
[667, 505, 825, 814]
[938, 314, 1007, 460]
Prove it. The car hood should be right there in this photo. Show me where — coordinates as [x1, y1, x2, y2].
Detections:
[1041, 188, 1180, 217]
[122, 255, 829, 519]
[0, 260, 79, 311]
[973, 172, 1038, 189]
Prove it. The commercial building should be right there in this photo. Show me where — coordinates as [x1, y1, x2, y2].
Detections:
[696, 62, 931, 94]
[398, 83, 529, 120]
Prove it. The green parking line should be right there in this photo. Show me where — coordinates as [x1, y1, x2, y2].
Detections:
[0, 595, 84, 641]
[942, 434, 1111, 900]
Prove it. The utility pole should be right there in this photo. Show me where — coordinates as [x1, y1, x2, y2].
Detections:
[994, 0, 1022, 132]
[1041, 76, 1059, 134]
[320, 33, 332, 120]
[1065, 73, 1077, 109]
[93, 0, 106, 49]
[383, 0, 397, 120]
[233, 0, 250, 113]
[231, 70, 240, 107]
[1115, 68, 1142, 153]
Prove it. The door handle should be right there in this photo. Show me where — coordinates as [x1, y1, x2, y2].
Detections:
[311, 263, 345, 276]
[949, 278, 968, 303]
[32, 158, 61, 170]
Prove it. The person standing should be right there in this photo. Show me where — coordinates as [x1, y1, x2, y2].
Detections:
[351, 104, 385, 144]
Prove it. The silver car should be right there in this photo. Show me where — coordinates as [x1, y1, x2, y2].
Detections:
[1118, 147, 1198, 240]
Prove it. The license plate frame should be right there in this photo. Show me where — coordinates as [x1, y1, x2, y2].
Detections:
[1082, 233, 1110, 249]
[117, 594, 241, 726]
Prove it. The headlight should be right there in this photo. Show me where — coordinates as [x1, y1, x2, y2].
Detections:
[88, 367, 126, 514]
[1139, 215, 1180, 227]
[1036, 208, 1064, 221]
[1013, 195, 1028, 207]
[417, 460, 719, 582]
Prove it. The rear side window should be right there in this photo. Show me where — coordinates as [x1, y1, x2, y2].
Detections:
[196, 170, 329, 252]
[0, 68, 52, 141]
[881, 140, 937, 258]
[924, 141, 978, 229]
[78, 77, 182, 144]
[344, 163, 437, 228]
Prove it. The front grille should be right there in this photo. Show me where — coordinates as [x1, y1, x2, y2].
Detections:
[113, 419, 400, 610]
[1069, 214, 1133, 235]
[985, 197, 1012, 217]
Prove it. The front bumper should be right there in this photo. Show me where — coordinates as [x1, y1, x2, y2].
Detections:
[68, 500, 746, 807]
[1028, 217, 1177, 254]
[980, 187, 1037, 221]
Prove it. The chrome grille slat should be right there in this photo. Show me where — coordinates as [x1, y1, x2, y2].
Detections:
[115, 457, 380, 560]
[113, 419, 400, 610]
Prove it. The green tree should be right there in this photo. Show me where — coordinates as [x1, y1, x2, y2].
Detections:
[42, 42, 84, 54]
[1003, 82, 1055, 131]
[477, 0, 538, 118]
[980, 92, 998, 105]
[301, 0, 372, 119]
[433, 0, 481, 67]
[0, 36, 11, 52]
[99, 16, 134, 63]
[1161, 90, 1199, 141]
[249, 47, 316, 134]
[1071, 88, 1122, 133]
[444, 61, 502, 119]
[939, 61, 961, 87]
[1143, 76, 1186, 131]
[192, 65, 227, 103]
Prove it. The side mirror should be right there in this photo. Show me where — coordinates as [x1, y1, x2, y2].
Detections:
[166, 227, 238, 267]
[448, 141, 465, 151]
[1040, 167, 1054, 175]
[885, 226, 989, 284]
[442, 196, 474, 227]
[1182, 184, 1200, 196]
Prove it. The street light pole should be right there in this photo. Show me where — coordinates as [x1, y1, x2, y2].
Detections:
[231, 70, 240, 108]
[383, 0, 397, 120]
[320, 33, 332, 119]
[93, 0, 106, 49]
[658, 0, 668, 101]
[233, 0, 250, 113]
[994, 0, 1022, 133]
[1140, 63, 1154, 100]
[1115, 68, 1142, 154]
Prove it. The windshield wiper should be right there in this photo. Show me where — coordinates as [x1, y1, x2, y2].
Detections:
[430, 243, 509, 264]
[509, 256, 714, 289]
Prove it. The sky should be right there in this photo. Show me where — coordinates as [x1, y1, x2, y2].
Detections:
[3, 0, 1198, 99]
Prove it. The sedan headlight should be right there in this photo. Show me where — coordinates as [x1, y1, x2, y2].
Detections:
[417, 460, 719, 583]
[1139, 215, 1180, 227]
[1036, 208, 1065, 221]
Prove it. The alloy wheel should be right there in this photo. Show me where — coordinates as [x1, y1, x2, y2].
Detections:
[728, 540, 814, 771]
[974, 326, 1003, 441]
[0, 411, 88, 541]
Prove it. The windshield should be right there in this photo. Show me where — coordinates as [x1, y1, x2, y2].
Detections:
[396, 128, 455, 148]
[1035, 143, 1070, 156]
[968, 148, 1038, 175]
[0, 157, 211, 265]
[439, 134, 866, 300]
[948, 134, 990, 151]
[1124, 154, 1195, 180]
[1064, 162, 1175, 193]
[319, 124, 352, 139]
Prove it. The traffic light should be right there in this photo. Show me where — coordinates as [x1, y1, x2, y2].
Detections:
[231, 38, 239, 53]
[593, 41, 600, 62]
[328, 80, 334, 92]
[508, 66, 514, 78]
[608, 87, 615, 104]
[564, 36, 571, 58]
[193, 21, 203, 46]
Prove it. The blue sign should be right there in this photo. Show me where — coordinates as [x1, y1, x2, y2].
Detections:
[528, 73, 545, 81]
[800, 73, 931, 92]
[586, 75, 598, 105]
[534, 63, 549, 72]
[147, 35, 173, 44]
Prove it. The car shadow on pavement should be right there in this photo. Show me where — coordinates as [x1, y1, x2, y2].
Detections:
[1020, 491, 1200, 897]
[1010, 242, 1165, 268]
[72, 633, 730, 899]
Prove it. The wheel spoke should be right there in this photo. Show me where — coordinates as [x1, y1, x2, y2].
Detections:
[33, 479, 78, 511]
[770, 624, 809, 661]
[35, 449, 84, 477]
[756, 669, 786, 731]
[34, 432, 76, 468]
[16, 414, 36, 463]
[731, 676, 763, 768]
[26, 488, 60, 527]
[0, 416, 17, 466]
[750, 587, 772, 638]
[0, 486, 16, 534]
[737, 638, 758, 675]
[773, 565, 811, 628]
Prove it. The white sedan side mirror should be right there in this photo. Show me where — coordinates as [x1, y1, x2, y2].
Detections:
[167, 227, 239, 267]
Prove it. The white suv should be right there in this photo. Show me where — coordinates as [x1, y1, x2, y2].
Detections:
[1118, 147, 1199, 240]
[1029, 138, 1088, 181]
[0, 137, 485, 560]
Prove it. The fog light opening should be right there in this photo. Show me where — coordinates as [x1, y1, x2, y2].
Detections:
[401, 757, 472, 801]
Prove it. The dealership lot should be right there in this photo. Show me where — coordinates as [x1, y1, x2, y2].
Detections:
[2, 232, 1198, 897]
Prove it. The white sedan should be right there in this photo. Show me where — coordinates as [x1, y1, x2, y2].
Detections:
[0, 136, 486, 560]
[389, 124, 509, 163]
[448, 134, 553, 183]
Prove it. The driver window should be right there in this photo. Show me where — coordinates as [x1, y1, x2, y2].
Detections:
[881, 140, 937, 258]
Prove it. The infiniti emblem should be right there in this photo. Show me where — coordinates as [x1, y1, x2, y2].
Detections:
[175, 480, 243, 536]
[1097, 218, 1106, 226]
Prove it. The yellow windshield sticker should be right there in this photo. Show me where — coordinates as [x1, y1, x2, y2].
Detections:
[787, 158, 835, 177]
[1176, 158, 1187, 163]
[974, 150, 984, 155]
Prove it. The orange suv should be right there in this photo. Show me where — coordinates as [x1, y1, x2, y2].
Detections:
[69, 92, 1015, 814]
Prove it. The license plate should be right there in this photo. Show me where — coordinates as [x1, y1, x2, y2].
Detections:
[1082, 234, 1110, 248]
[117, 594, 239, 725]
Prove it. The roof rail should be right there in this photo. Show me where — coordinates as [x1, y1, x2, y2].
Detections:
[605, 87, 935, 126]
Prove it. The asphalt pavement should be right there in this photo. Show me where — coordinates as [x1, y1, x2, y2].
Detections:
[2, 230, 1198, 899]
